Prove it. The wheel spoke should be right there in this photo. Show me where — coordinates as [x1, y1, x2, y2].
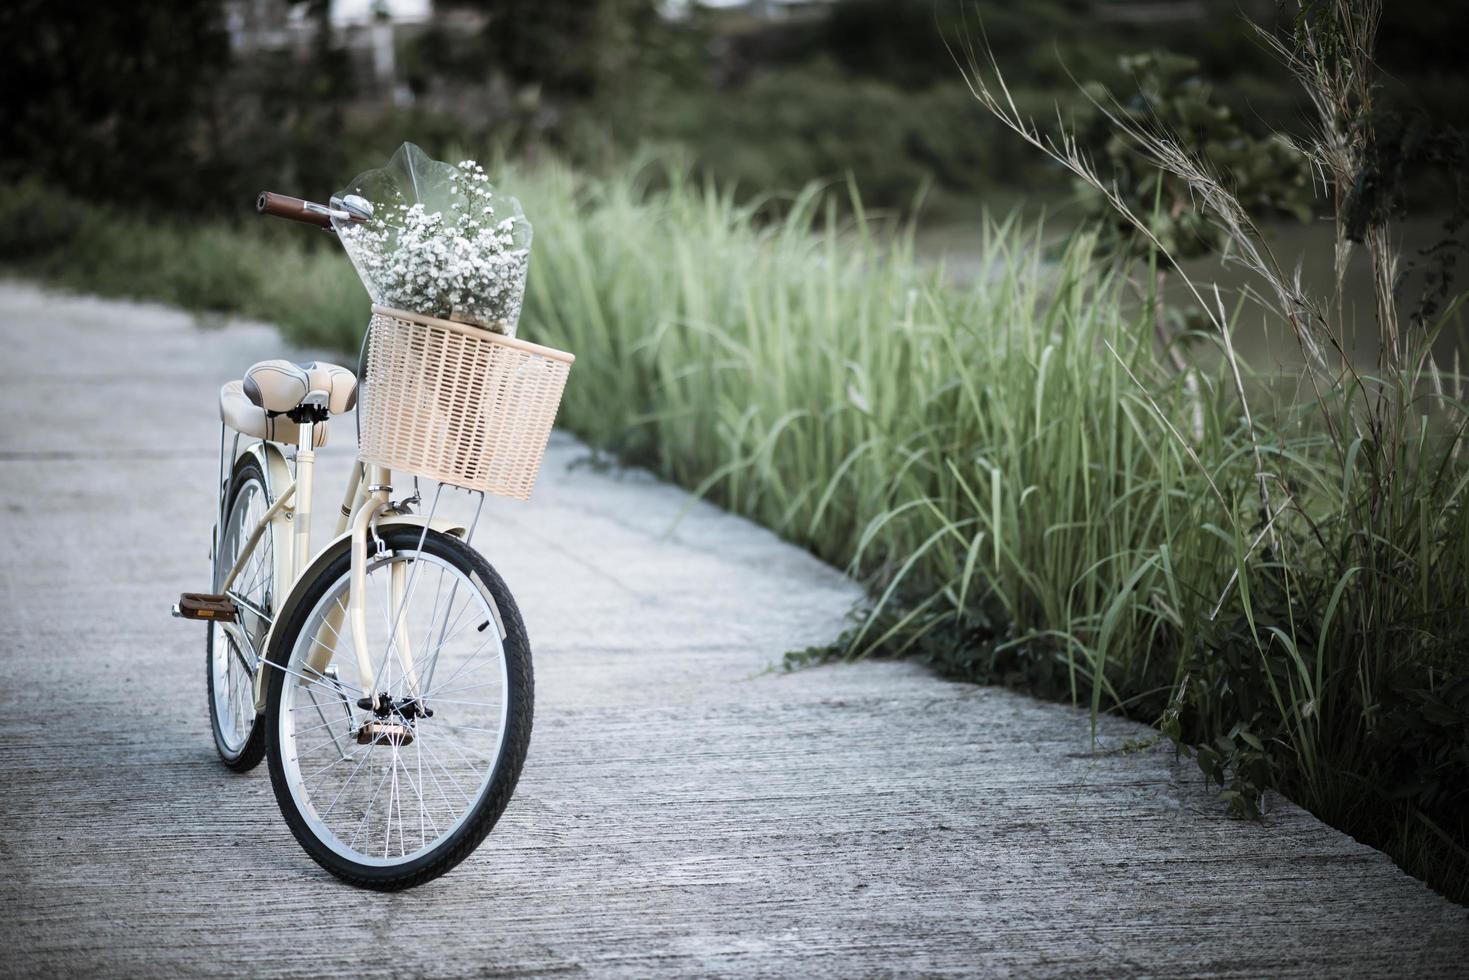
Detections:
[319, 747, 377, 821]
[348, 757, 398, 850]
[413, 734, 475, 805]
[301, 745, 370, 782]
[410, 697, 501, 709]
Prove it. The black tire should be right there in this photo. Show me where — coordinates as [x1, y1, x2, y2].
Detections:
[263, 527, 533, 890]
[207, 456, 269, 772]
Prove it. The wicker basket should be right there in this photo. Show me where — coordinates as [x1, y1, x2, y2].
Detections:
[358, 306, 574, 500]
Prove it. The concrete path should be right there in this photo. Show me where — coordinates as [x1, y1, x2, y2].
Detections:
[1, 281, 1465, 977]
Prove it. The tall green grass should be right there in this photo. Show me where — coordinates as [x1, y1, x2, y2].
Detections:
[3, 167, 1465, 901]
[519, 166, 1244, 693]
[0, 178, 370, 347]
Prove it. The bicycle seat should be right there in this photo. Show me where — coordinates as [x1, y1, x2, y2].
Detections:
[219, 359, 357, 445]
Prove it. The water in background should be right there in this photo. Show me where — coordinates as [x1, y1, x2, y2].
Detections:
[919, 215, 1467, 375]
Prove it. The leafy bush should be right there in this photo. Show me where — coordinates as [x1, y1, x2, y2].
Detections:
[0, 0, 229, 208]
[617, 64, 1065, 210]
[0, 181, 366, 342]
[1070, 51, 1315, 260]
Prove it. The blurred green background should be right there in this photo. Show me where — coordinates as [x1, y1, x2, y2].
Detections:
[4, 0, 1464, 219]
[6, 0, 1465, 357]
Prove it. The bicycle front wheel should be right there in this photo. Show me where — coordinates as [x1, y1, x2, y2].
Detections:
[264, 526, 532, 889]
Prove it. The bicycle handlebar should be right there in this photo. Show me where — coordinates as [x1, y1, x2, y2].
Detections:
[256, 191, 360, 229]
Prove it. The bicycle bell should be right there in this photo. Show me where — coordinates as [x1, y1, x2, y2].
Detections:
[338, 194, 374, 222]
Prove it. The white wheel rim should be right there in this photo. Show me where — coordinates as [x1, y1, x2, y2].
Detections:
[277, 550, 510, 868]
[211, 476, 270, 755]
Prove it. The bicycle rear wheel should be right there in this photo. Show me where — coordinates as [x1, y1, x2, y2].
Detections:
[208, 456, 272, 771]
[263, 526, 532, 889]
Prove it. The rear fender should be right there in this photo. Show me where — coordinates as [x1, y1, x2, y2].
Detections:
[245, 441, 295, 603]
[243, 441, 293, 505]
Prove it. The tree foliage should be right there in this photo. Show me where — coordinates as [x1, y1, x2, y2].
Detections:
[1074, 51, 1315, 261]
[0, 0, 229, 208]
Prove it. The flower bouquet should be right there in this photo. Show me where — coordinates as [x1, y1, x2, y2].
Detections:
[331, 143, 532, 335]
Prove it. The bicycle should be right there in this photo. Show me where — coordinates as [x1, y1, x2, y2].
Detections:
[174, 189, 573, 890]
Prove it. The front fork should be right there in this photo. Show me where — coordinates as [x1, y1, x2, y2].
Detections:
[304, 462, 420, 710]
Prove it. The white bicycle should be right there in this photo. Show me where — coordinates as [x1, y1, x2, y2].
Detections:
[175, 189, 573, 889]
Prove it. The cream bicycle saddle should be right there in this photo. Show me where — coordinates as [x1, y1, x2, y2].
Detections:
[219, 359, 357, 445]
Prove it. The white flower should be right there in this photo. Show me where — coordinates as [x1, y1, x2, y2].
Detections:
[337, 157, 530, 334]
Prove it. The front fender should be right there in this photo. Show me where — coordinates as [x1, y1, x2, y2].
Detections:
[252, 514, 467, 711]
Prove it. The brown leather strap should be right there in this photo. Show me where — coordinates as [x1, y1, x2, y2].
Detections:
[256, 191, 333, 228]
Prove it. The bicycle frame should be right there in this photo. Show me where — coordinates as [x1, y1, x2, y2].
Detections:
[212, 415, 467, 714]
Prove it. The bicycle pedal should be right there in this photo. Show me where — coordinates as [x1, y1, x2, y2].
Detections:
[174, 593, 238, 622]
[356, 721, 414, 747]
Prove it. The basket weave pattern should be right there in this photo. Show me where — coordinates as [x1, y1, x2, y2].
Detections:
[358, 308, 573, 500]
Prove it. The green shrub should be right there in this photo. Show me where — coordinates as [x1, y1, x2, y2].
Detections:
[610, 65, 1064, 210]
[0, 180, 366, 341]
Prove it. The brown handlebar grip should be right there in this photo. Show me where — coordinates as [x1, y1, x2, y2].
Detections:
[256, 191, 333, 229]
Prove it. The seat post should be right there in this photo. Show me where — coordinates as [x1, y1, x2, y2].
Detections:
[295, 419, 316, 572]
